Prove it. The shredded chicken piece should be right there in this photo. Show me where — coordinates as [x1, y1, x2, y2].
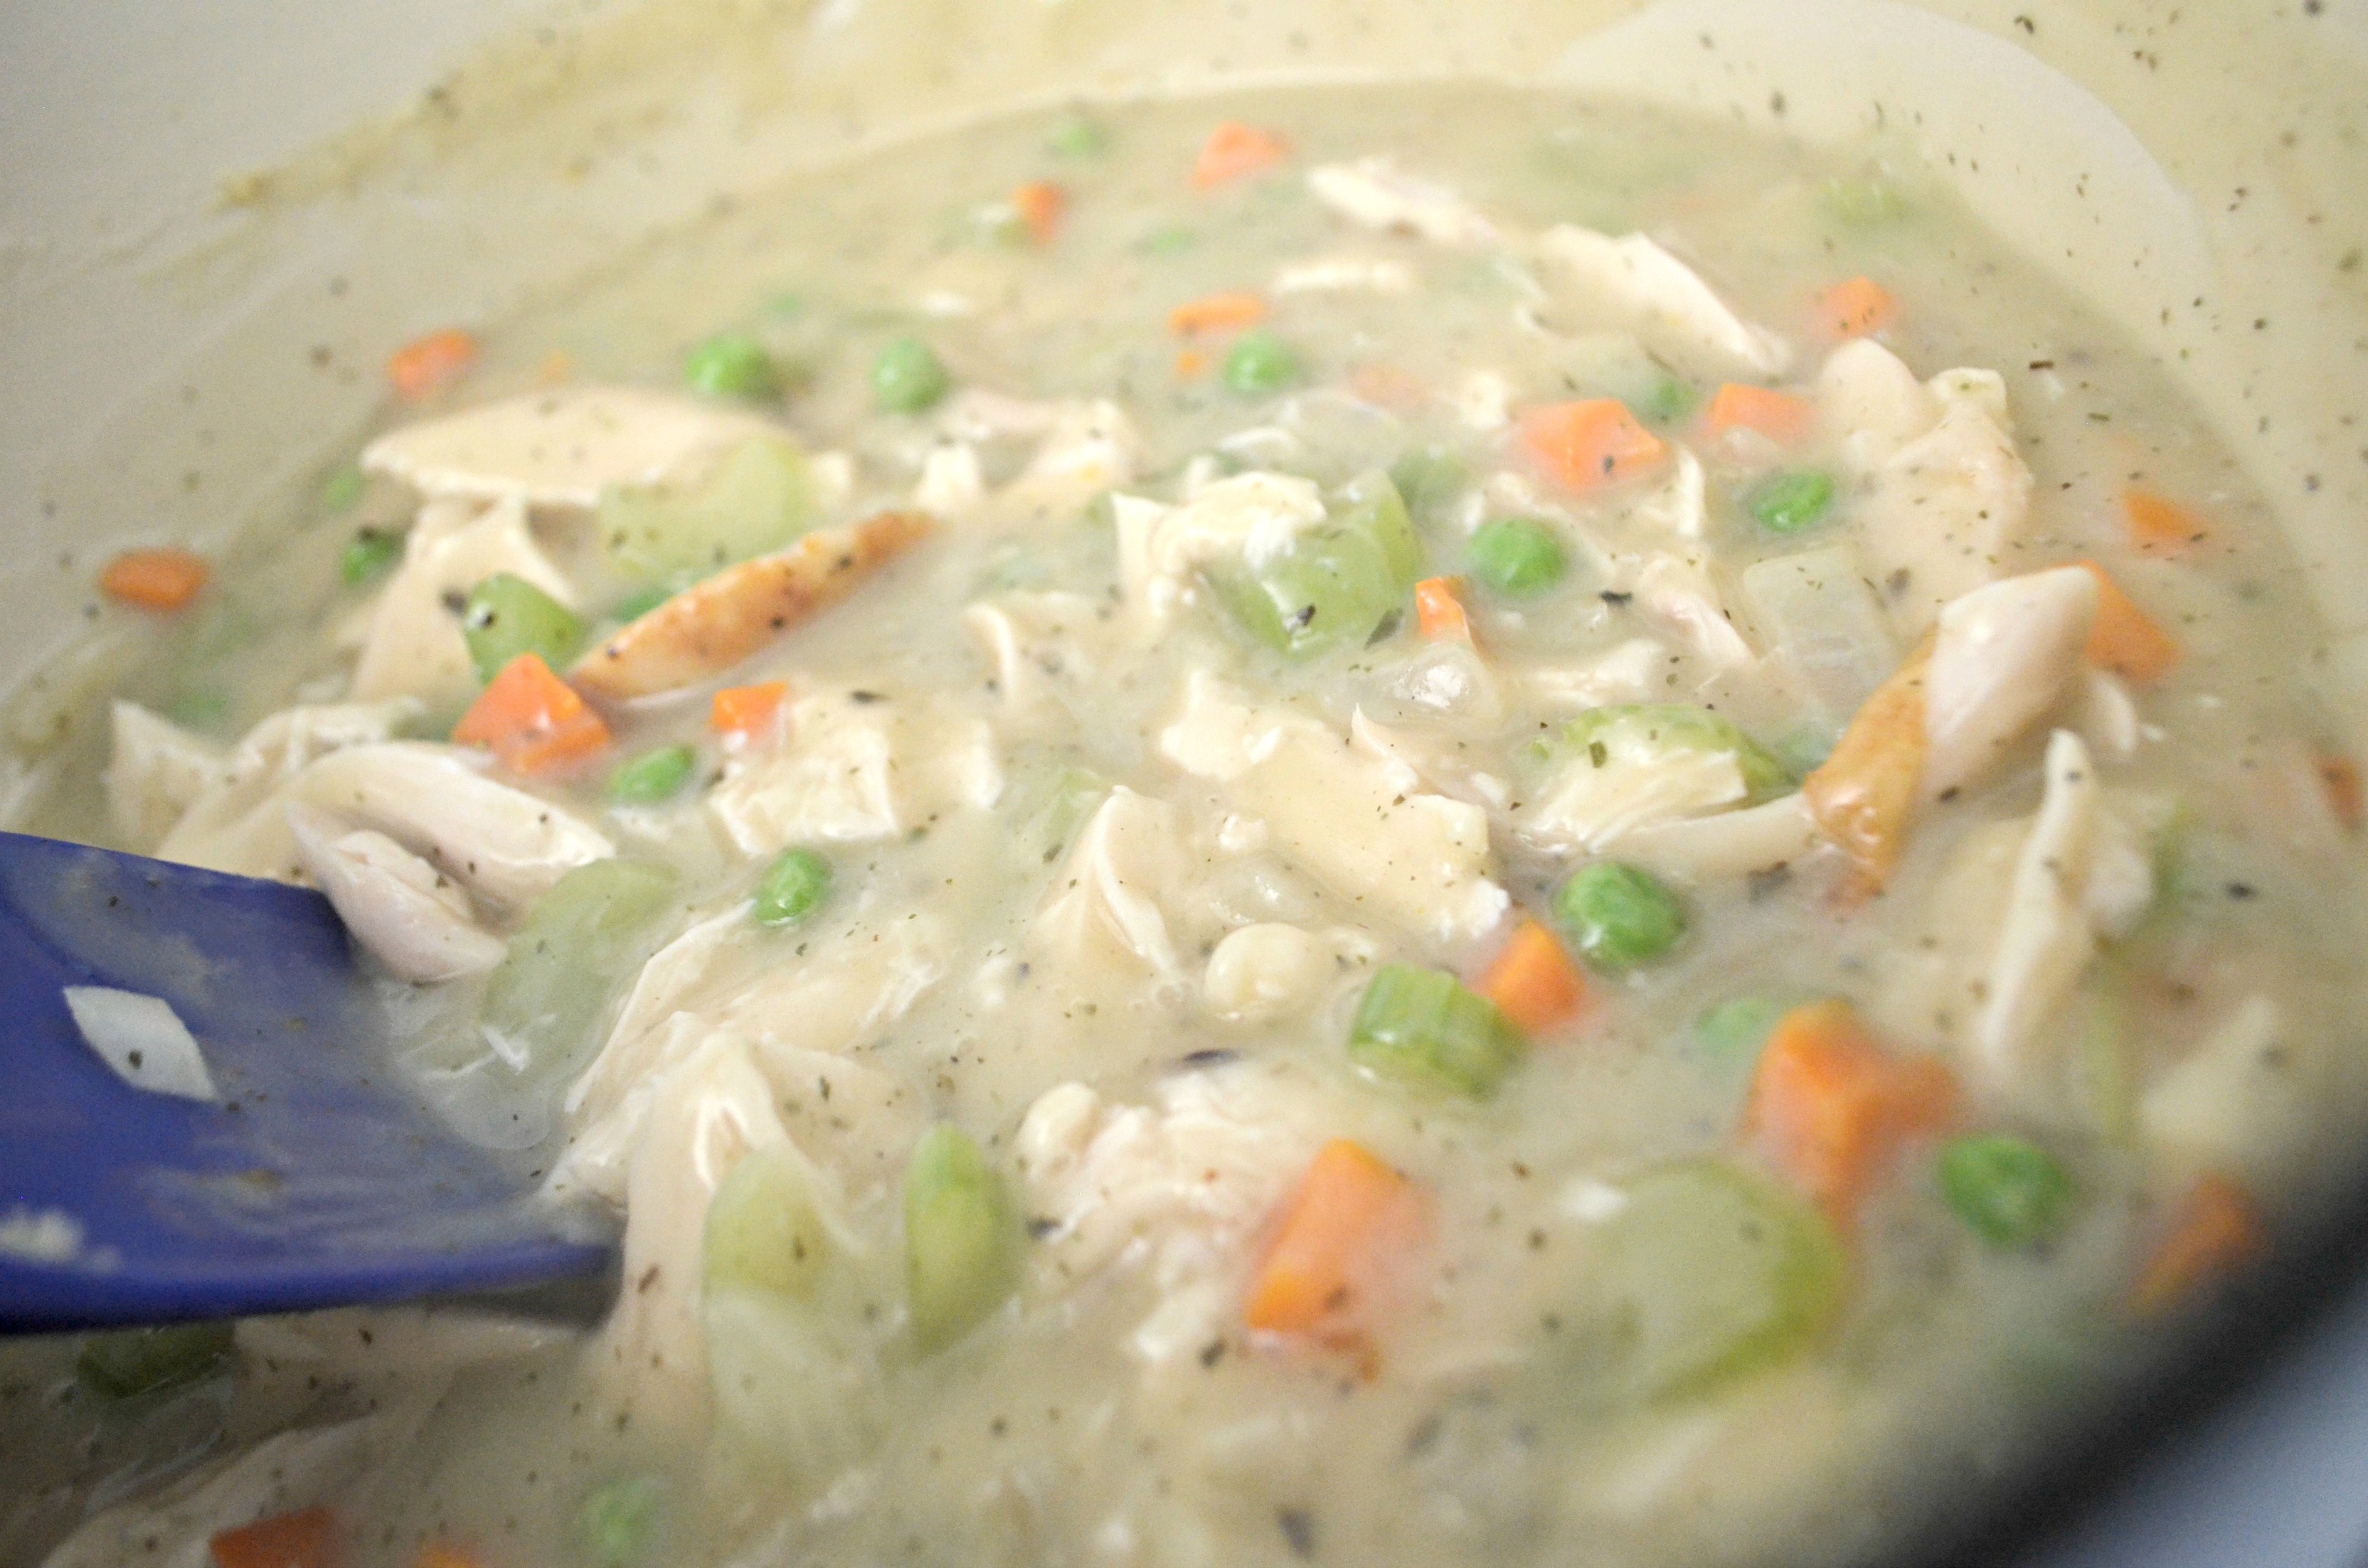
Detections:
[706, 690, 1000, 855]
[1534, 226, 1793, 378]
[360, 385, 779, 509]
[147, 700, 420, 880]
[571, 509, 935, 700]
[294, 742, 612, 910]
[1923, 567, 2098, 798]
[287, 803, 506, 982]
[1306, 159, 1499, 247]
[1035, 786, 1189, 980]
[1819, 341, 2034, 638]
[1159, 673, 1507, 942]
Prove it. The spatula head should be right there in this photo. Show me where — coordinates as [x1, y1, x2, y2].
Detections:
[0, 833, 614, 1330]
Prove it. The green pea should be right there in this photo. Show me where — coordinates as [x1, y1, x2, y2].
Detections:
[1642, 376, 1699, 425]
[1938, 1135, 2076, 1249]
[1136, 225, 1196, 257]
[1821, 176, 1911, 228]
[683, 333, 780, 401]
[904, 1125, 1021, 1355]
[1468, 517, 1567, 597]
[1554, 861, 1688, 971]
[753, 847, 832, 927]
[1748, 470, 1836, 535]
[339, 528, 403, 587]
[1223, 330, 1301, 396]
[578, 1474, 665, 1568]
[76, 1322, 235, 1399]
[462, 573, 585, 683]
[608, 744, 697, 806]
[319, 464, 366, 513]
[872, 336, 952, 415]
[1046, 113, 1107, 157]
[1693, 993, 1799, 1062]
[1348, 964, 1525, 1100]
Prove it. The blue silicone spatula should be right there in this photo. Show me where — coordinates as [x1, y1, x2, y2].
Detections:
[0, 831, 615, 1331]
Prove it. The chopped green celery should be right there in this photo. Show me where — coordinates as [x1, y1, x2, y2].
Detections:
[1223, 330, 1302, 396]
[608, 744, 697, 806]
[578, 1474, 666, 1568]
[1554, 862, 1688, 971]
[1771, 722, 1840, 778]
[1937, 1135, 2075, 1249]
[1046, 112, 1107, 157]
[1214, 470, 1423, 660]
[1389, 446, 1469, 526]
[608, 584, 674, 624]
[1596, 1159, 1844, 1400]
[872, 336, 952, 414]
[1349, 964, 1525, 1100]
[1546, 704, 1793, 803]
[319, 464, 367, 513]
[904, 1125, 1021, 1354]
[165, 688, 231, 733]
[1693, 993, 1800, 1062]
[2075, 971, 2138, 1146]
[1021, 766, 1108, 865]
[76, 1321, 235, 1399]
[1467, 517, 1567, 597]
[753, 847, 832, 927]
[480, 861, 678, 1070]
[706, 1147, 837, 1300]
[598, 434, 819, 583]
[1642, 375, 1699, 425]
[1820, 176, 1911, 228]
[683, 333, 781, 401]
[339, 528, 403, 587]
[462, 573, 585, 683]
[1748, 470, 1836, 535]
[1136, 224, 1196, 256]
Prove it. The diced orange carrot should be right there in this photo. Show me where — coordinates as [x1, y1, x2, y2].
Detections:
[711, 679, 790, 738]
[1245, 1139, 1426, 1347]
[386, 328, 479, 402]
[1476, 919, 1591, 1037]
[1193, 122, 1289, 190]
[1703, 383, 1815, 444]
[2122, 486, 2209, 556]
[1167, 292, 1268, 338]
[412, 1547, 484, 1568]
[1517, 399, 1669, 494]
[2076, 561, 2180, 683]
[1815, 277, 1897, 340]
[208, 1506, 339, 1568]
[1801, 637, 1933, 885]
[452, 654, 612, 775]
[2128, 1173, 2266, 1318]
[2317, 750, 2363, 831]
[1413, 577, 1472, 644]
[1744, 998, 1958, 1225]
[1011, 180, 1066, 245]
[99, 547, 210, 612]
[1174, 348, 1210, 381]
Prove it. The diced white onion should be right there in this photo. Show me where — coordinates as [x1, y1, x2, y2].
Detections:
[63, 986, 217, 1102]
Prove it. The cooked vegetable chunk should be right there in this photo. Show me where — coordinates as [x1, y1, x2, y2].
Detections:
[1553, 861, 1689, 971]
[904, 1126, 1022, 1354]
[1349, 964, 1525, 1099]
